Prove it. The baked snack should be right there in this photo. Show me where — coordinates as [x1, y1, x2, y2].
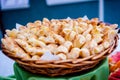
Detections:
[1, 17, 118, 76]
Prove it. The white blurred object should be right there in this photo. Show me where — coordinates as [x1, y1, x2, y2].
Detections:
[0, 51, 14, 76]
[46, 0, 96, 6]
[83, 15, 89, 20]
[0, 0, 30, 11]
[66, 17, 72, 20]
[40, 51, 60, 61]
[16, 23, 23, 30]
[99, 0, 104, 21]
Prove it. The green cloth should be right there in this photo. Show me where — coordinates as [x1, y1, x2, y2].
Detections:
[0, 75, 16, 80]
[14, 58, 109, 80]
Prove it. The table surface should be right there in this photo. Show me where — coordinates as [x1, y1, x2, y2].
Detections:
[0, 34, 120, 77]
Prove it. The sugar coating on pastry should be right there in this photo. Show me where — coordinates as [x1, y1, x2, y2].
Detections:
[1, 17, 118, 60]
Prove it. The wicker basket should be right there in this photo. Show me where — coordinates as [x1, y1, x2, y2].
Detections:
[1, 35, 118, 77]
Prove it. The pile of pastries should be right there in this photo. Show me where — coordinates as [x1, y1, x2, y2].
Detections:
[1, 17, 118, 61]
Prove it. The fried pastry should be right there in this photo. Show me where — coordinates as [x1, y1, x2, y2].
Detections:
[80, 48, 90, 58]
[57, 53, 67, 60]
[67, 48, 81, 59]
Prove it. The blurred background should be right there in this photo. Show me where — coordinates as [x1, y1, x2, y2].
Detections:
[0, 0, 120, 77]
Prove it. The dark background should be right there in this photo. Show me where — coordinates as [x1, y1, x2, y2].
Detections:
[1, 0, 120, 31]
